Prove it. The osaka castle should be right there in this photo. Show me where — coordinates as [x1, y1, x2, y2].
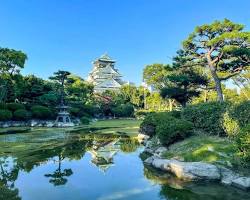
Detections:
[87, 54, 125, 93]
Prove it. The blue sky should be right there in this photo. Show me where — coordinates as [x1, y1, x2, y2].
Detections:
[1, 0, 250, 85]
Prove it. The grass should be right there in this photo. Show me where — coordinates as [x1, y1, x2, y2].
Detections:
[76, 119, 142, 137]
[162, 135, 237, 167]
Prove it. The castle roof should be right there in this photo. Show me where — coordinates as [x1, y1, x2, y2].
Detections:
[97, 53, 115, 63]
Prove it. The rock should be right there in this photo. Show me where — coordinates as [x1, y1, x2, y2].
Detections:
[232, 177, 250, 190]
[152, 158, 172, 170]
[167, 161, 221, 181]
[219, 167, 240, 185]
[144, 156, 155, 165]
[155, 147, 167, 154]
[149, 157, 220, 181]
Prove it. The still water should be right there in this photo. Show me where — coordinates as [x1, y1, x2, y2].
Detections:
[0, 128, 249, 200]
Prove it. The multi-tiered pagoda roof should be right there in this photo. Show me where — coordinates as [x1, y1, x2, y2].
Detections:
[87, 54, 125, 93]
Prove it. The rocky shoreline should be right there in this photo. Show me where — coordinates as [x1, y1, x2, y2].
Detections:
[138, 133, 250, 191]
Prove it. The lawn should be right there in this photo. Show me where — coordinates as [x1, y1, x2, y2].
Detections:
[82, 119, 142, 137]
[162, 135, 237, 168]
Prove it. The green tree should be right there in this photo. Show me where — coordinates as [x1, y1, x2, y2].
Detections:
[183, 19, 250, 101]
[143, 63, 172, 90]
[0, 48, 27, 102]
[49, 70, 71, 105]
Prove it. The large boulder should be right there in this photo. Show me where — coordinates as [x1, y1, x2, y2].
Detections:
[167, 161, 221, 181]
[146, 157, 221, 181]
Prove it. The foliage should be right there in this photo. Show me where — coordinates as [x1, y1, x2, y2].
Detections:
[134, 109, 153, 119]
[160, 64, 208, 107]
[236, 124, 250, 165]
[183, 19, 250, 101]
[140, 112, 193, 144]
[80, 116, 91, 124]
[31, 105, 52, 119]
[6, 103, 25, 111]
[112, 103, 134, 117]
[222, 111, 240, 138]
[156, 116, 193, 146]
[182, 102, 228, 136]
[143, 63, 172, 90]
[13, 109, 30, 121]
[230, 101, 250, 128]
[0, 109, 12, 121]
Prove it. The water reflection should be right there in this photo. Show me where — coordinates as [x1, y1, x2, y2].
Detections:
[0, 129, 250, 200]
[0, 130, 140, 197]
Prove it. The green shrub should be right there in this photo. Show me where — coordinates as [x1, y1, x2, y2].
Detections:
[112, 103, 134, 117]
[140, 111, 193, 145]
[134, 110, 153, 119]
[80, 116, 91, 124]
[0, 109, 12, 121]
[182, 102, 228, 136]
[156, 116, 193, 146]
[13, 109, 30, 121]
[236, 124, 250, 164]
[230, 101, 250, 128]
[31, 105, 52, 119]
[222, 111, 239, 137]
[6, 103, 25, 111]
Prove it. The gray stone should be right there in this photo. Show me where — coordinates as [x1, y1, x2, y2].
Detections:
[149, 157, 220, 181]
[219, 167, 240, 185]
[232, 177, 250, 190]
[144, 156, 154, 165]
[155, 147, 167, 156]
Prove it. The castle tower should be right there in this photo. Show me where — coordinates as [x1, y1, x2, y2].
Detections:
[87, 54, 124, 93]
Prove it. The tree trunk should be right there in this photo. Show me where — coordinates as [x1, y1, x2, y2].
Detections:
[209, 67, 224, 102]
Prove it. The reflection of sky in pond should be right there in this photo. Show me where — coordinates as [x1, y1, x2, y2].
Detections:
[15, 149, 161, 200]
[1, 130, 250, 200]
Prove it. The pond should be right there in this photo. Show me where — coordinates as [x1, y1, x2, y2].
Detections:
[0, 124, 250, 200]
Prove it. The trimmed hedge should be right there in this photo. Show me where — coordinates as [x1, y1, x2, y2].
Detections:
[31, 105, 52, 119]
[13, 109, 30, 121]
[181, 102, 228, 136]
[7, 103, 25, 111]
[0, 109, 12, 121]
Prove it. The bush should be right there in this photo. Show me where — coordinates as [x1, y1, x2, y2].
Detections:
[140, 111, 193, 145]
[230, 101, 250, 128]
[80, 116, 91, 124]
[222, 111, 239, 138]
[182, 102, 228, 136]
[112, 103, 134, 118]
[134, 110, 153, 119]
[31, 105, 52, 119]
[7, 103, 25, 111]
[156, 116, 193, 146]
[236, 124, 250, 164]
[13, 109, 30, 121]
[0, 109, 12, 121]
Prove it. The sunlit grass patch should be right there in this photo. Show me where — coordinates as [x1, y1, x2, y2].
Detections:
[162, 135, 236, 167]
